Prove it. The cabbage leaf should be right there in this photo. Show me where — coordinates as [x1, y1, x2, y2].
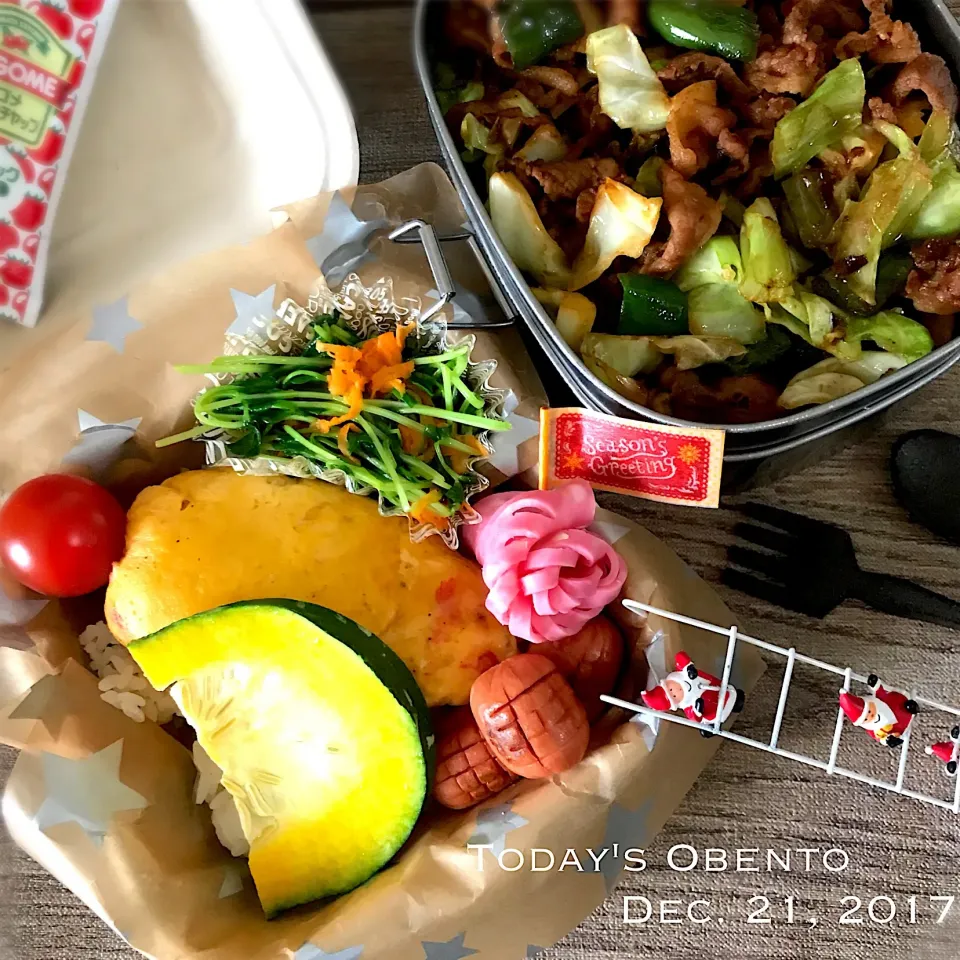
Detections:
[830, 123, 932, 305]
[674, 236, 743, 291]
[845, 311, 934, 363]
[489, 172, 571, 288]
[739, 198, 796, 304]
[569, 179, 662, 290]
[647, 335, 747, 370]
[778, 373, 865, 409]
[533, 288, 597, 350]
[586, 24, 671, 134]
[765, 292, 861, 361]
[771, 59, 866, 178]
[688, 284, 765, 344]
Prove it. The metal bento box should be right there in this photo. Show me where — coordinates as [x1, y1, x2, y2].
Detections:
[412, 0, 960, 482]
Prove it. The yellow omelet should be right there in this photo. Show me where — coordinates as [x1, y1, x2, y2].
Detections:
[105, 470, 516, 706]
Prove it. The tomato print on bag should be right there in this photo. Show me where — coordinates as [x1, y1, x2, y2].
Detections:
[0, 0, 119, 327]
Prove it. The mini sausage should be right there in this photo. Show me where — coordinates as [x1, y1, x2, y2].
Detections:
[470, 653, 589, 778]
[535, 615, 625, 721]
[434, 708, 517, 810]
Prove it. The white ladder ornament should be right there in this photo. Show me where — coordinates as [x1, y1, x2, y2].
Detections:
[602, 600, 960, 813]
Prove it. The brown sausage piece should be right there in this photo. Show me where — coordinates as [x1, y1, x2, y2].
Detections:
[470, 654, 589, 779]
[433, 708, 517, 810]
[535, 616, 625, 721]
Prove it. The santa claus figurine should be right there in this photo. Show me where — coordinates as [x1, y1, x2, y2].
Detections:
[838, 675, 919, 748]
[641, 651, 745, 737]
[925, 725, 960, 776]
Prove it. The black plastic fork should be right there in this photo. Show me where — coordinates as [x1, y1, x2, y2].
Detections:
[723, 503, 960, 628]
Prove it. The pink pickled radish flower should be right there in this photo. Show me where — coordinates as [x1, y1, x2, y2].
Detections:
[462, 480, 627, 644]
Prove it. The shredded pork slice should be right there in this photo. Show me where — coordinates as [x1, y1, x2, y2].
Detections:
[907, 239, 960, 316]
[519, 66, 581, 97]
[867, 96, 899, 126]
[746, 0, 865, 97]
[745, 41, 823, 96]
[640, 164, 722, 276]
[666, 80, 737, 179]
[836, 0, 921, 64]
[607, 0, 644, 33]
[741, 93, 796, 132]
[658, 52, 752, 101]
[445, 0, 492, 55]
[525, 157, 621, 202]
[892, 53, 960, 117]
[782, 0, 865, 46]
[714, 128, 762, 184]
[662, 370, 782, 424]
[575, 187, 598, 223]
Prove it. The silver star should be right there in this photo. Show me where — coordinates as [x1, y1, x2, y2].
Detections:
[226, 285, 277, 338]
[218, 864, 246, 899]
[486, 391, 540, 478]
[0, 589, 47, 627]
[62, 410, 141, 477]
[87, 297, 142, 353]
[0, 624, 34, 651]
[710, 650, 747, 693]
[597, 799, 655, 892]
[35, 740, 149, 847]
[293, 943, 364, 960]
[467, 799, 528, 856]
[588, 519, 631, 545]
[8, 674, 60, 726]
[424, 285, 487, 327]
[421, 933, 477, 960]
[305, 191, 388, 288]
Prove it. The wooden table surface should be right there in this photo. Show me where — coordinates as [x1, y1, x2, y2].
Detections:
[4, 2, 960, 958]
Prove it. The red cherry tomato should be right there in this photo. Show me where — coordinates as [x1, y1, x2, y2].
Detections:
[0, 475, 126, 597]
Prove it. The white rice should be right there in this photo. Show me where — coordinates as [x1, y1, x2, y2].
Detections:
[193, 742, 250, 857]
[81, 621, 249, 859]
[79, 622, 179, 725]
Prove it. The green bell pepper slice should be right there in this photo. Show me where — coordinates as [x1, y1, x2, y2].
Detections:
[618, 274, 689, 336]
[499, 0, 585, 71]
[647, 0, 759, 61]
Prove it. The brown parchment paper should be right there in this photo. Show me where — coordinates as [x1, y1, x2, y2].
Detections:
[0, 163, 765, 960]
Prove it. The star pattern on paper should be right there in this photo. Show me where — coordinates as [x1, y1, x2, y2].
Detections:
[87, 296, 142, 353]
[305, 191, 389, 288]
[588, 518, 631, 545]
[34, 740, 149, 847]
[628, 631, 667, 744]
[62, 410, 142, 477]
[597, 798, 656, 892]
[421, 933, 478, 960]
[8, 674, 63, 729]
[0, 624, 35, 652]
[467, 799, 528, 856]
[425, 285, 487, 327]
[486, 391, 540, 477]
[218, 864, 246, 899]
[226, 284, 277, 338]
[563, 452, 585, 471]
[0, 590, 47, 628]
[293, 942, 364, 960]
[711, 647, 747, 694]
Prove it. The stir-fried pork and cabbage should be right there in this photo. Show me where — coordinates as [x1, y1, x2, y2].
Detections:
[437, 0, 960, 424]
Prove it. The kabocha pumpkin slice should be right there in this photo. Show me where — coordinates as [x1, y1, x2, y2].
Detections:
[129, 600, 433, 918]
